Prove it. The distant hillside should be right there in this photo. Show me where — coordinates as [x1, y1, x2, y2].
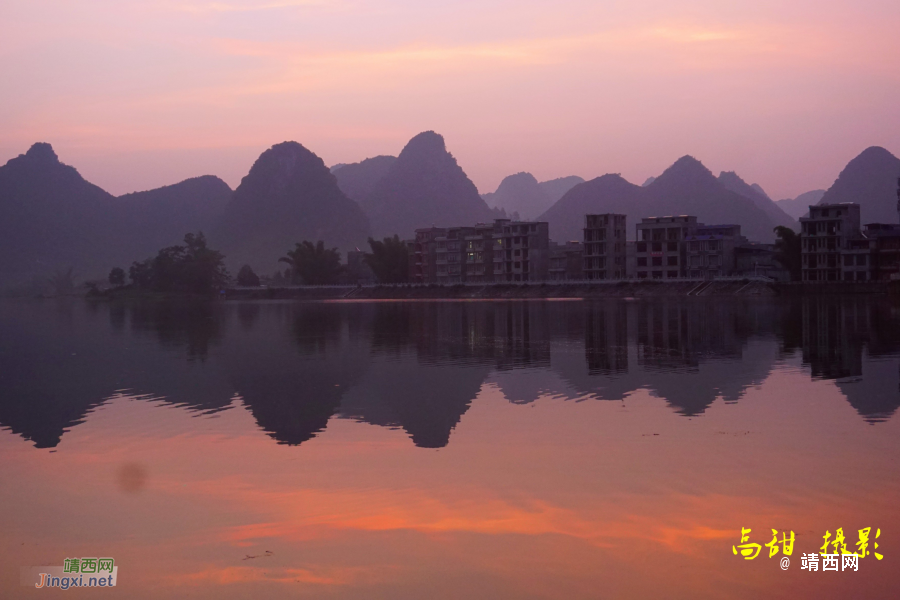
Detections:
[482, 173, 584, 221]
[540, 156, 784, 243]
[539, 176, 585, 203]
[776, 190, 826, 220]
[0, 143, 120, 285]
[0, 144, 234, 287]
[539, 174, 644, 242]
[115, 175, 231, 262]
[332, 155, 397, 204]
[717, 171, 797, 230]
[817, 146, 900, 224]
[361, 131, 495, 239]
[214, 141, 370, 273]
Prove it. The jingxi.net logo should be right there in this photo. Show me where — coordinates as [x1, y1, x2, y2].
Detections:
[22, 557, 117, 589]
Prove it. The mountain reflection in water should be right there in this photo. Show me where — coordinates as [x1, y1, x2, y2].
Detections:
[1, 297, 898, 450]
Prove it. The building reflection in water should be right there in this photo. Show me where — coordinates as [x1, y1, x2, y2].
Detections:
[0, 296, 898, 449]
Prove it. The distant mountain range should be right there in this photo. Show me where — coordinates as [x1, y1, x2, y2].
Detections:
[481, 173, 584, 221]
[540, 156, 799, 243]
[1, 137, 898, 288]
[0, 143, 230, 287]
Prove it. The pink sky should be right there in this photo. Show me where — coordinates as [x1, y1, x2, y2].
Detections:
[1, 0, 898, 199]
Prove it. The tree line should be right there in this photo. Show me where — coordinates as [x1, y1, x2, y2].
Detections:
[108, 232, 410, 294]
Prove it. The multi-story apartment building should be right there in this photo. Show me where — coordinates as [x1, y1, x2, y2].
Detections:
[409, 219, 550, 284]
[583, 214, 627, 280]
[492, 220, 551, 282]
[842, 223, 900, 282]
[684, 224, 747, 279]
[634, 216, 697, 279]
[549, 241, 584, 281]
[799, 203, 861, 282]
[409, 227, 445, 284]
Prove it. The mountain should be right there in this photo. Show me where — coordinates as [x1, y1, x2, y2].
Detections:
[642, 176, 656, 187]
[817, 146, 900, 224]
[538, 176, 585, 204]
[0, 143, 237, 288]
[360, 131, 495, 239]
[331, 155, 397, 204]
[539, 174, 644, 242]
[214, 141, 370, 272]
[0, 143, 121, 286]
[482, 173, 584, 221]
[115, 175, 231, 262]
[482, 172, 548, 221]
[717, 171, 797, 230]
[776, 190, 826, 220]
[643, 157, 780, 242]
[540, 156, 784, 243]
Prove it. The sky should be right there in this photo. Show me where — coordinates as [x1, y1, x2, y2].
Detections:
[1, 0, 899, 199]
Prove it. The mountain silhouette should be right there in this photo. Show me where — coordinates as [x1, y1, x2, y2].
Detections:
[214, 141, 370, 272]
[539, 174, 644, 242]
[539, 175, 585, 203]
[482, 172, 549, 221]
[360, 131, 495, 238]
[776, 189, 825, 220]
[482, 173, 585, 221]
[817, 146, 900, 224]
[541, 156, 782, 242]
[0, 143, 120, 285]
[0, 143, 235, 286]
[115, 175, 231, 263]
[332, 155, 397, 205]
[717, 170, 796, 230]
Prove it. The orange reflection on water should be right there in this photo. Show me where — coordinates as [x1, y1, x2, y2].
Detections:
[1, 367, 899, 599]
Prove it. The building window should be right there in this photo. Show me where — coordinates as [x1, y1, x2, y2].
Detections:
[857, 271, 867, 281]
[652, 271, 663, 279]
[857, 255, 867, 266]
[667, 242, 678, 252]
[637, 242, 647, 252]
[844, 255, 854, 266]
[638, 272, 648, 279]
[652, 242, 662, 252]
[637, 257, 647, 267]
[652, 257, 662, 266]
[667, 256, 678, 266]
[667, 271, 678, 278]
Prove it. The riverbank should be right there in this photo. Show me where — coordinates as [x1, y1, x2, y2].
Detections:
[223, 279, 781, 300]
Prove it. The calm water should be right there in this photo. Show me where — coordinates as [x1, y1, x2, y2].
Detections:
[1, 297, 899, 599]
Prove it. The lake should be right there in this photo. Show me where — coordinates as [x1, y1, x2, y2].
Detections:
[1, 297, 898, 599]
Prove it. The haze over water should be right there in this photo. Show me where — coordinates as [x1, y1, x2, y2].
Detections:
[1, 297, 899, 598]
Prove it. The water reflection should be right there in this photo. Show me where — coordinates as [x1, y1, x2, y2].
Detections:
[1, 296, 899, 449]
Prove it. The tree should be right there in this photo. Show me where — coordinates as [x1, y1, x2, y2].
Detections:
[279, 241, 342, 285]
[108, 267, 126, 286]
[129, 232, 229, 293]
[773, 226, 801, 281]
[363, 235, 409, 283]
[237, 264, 261, 287]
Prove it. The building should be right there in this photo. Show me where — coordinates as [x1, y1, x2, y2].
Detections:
[684, 224, 747, 279]
[409, 227, 446, 284]
[409, 219, 550, 284]
[843, 223, 900, 282]
[799, 203, 861, 282]
[583, 214, 627, 280]
[549, 241, 584, 281]
[492, 220, 551, 282]
[634, 216, 697, 279]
